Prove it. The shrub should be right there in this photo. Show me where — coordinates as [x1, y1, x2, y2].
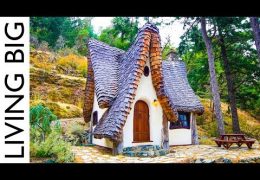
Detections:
[31, 130, 75, 163]
[48, 89, 62, 102]
[30, 104, 74, 163]
[64, 123, 87, 146]
[199, 137, 216, 145]
[57, 47, 78, 56]
[44, 102, 68, 118]
[56, 54, 87, 77]
[30, 50, 54, 72]
[55, 35, 66, 50]
[30, 104, 60, 141]
[30, 35, 39, 49]
[38, 41, 50, 51]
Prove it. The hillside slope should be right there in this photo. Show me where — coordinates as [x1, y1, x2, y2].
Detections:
[198, 99, 260, 143]
[30, 49, 87, 118]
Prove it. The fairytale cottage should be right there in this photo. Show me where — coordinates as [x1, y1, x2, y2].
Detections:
[83, 23, 204, 155]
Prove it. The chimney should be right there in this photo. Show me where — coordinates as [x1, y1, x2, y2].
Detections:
[166, 50, 181, 61]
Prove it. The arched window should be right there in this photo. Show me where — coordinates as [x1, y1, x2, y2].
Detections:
[144, 66, 149, 77]
[93, 111, 98, 126]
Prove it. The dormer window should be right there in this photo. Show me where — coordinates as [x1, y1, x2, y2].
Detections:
[144, 66, 149, 77]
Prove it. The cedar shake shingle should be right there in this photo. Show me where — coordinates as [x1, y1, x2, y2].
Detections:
[84, 23, 204, 142]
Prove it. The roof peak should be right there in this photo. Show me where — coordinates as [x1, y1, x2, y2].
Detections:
[139, 22, 159, 33]
[88, 38, 125, 53]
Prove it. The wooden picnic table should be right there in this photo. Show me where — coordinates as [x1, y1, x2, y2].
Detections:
[214, 134, 255, 149]
[220, 134, 245, 140]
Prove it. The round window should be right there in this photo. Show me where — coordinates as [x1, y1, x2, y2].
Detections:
[144, 66, 149, 77]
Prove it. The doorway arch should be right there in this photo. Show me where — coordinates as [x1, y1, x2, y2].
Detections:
[133, 100, 150, 142]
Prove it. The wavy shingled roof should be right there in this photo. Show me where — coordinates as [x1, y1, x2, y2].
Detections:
[83, 23, 204, 142]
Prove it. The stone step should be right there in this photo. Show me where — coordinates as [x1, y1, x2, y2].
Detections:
[122, 145, 169, 157]
[123, 145, 161, 152]
[123, 149, 169, 157]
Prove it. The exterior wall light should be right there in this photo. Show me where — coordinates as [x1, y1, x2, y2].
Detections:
[152, 99, 159, 107]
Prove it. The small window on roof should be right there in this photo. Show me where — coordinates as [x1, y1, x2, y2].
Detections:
[144, 66, 149, 77]
[93, 111, 98, 126]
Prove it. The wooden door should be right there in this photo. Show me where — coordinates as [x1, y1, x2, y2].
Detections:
[133, 100, 150, 142]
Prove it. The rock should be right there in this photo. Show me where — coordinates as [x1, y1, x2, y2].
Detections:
[202, 159, 215, 163]
[44, 159, 56, 163]
[195, 159, 203, 163]
[214, 157, 232, 163]
[123, 151, 136, 157]
[122, 145, 168, 157]
[155, 151, 160, 156]
[136, 151, 148, 157]
[255, 158, 260, 163]
[155, 145, 161, 150]
[123, 147, 132, 152]
[150, 151, 155, 157]
[223, 158, 232, 163]
[159, 149, 167, 156]
[170, 149, 176, 153]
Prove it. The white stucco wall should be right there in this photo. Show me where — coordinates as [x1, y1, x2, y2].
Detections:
[91, 92, 113, 148]
[122, 60, 164, 148]
[91, 58, 194, 148]
[169, 113, 193, 146]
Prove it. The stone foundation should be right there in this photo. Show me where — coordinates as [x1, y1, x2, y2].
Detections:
[122, 145, 169, 157]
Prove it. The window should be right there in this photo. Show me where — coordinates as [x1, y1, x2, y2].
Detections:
[144, 66, 149, 77]
[169, 112, 190, 129]
[93, 111, 98, 126]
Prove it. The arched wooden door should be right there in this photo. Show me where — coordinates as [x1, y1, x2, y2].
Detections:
[133, 100, 150, 142]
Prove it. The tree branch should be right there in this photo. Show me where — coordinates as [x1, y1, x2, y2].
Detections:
[233, 77, 251, 91]
[183, 17, 200, 35]
[162, 36, 171, 54]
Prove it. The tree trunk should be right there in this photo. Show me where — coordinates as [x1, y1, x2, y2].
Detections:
[112, 135, 123, 156]
[200, 17, 225, 135]
[191, 114, 199, 145]
[250, 17, 260, 64]
[218, 28, 241, 133]
[89, 116, 93, 144]
[161, 113, 169, 149]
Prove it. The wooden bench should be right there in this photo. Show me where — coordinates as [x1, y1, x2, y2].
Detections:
[213, 134, 256, 149]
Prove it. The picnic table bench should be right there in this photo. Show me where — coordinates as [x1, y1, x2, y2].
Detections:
[213, 134, 256, 149]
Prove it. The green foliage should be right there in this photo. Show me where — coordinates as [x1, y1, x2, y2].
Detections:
[64, 123, 87, 146]
[30, 101, 82, 119]
[30, 130, 74, 163]
[30, 17, 96, 55]
[30, 17, 67, 48]
[98, 17, 176, 51]
[98, 17, 139, 50]
[199, 137, 216, 145]
[30, 104, 74, 163]
[179, 28, 211, 97]
[178, 17, 260, 117]
[162, 43, 175, 60]
[30, 104, 60, 141]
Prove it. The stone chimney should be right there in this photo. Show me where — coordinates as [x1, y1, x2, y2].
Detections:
[166, 50, 181, 61]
